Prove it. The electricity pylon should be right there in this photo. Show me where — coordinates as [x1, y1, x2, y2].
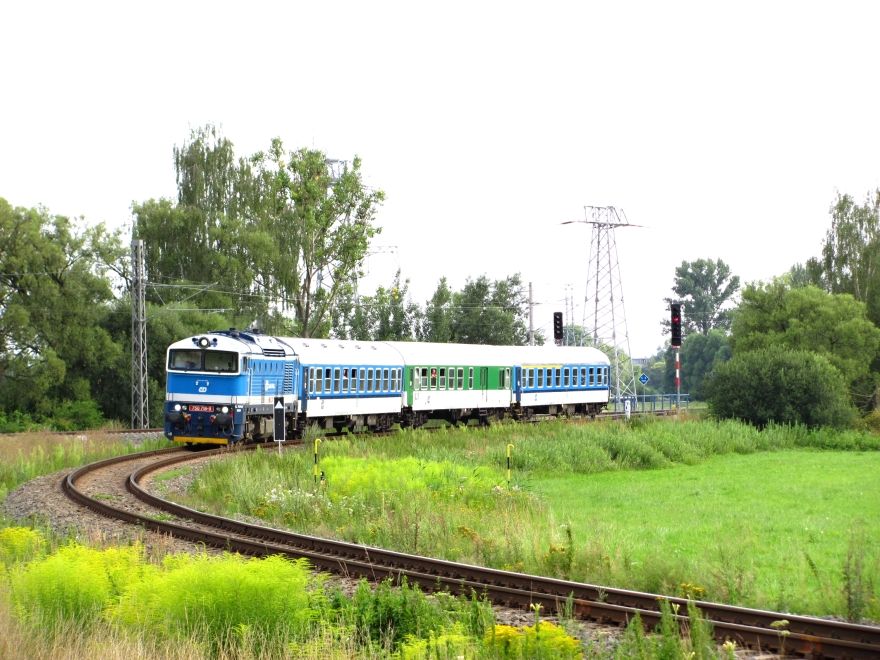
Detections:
[131, 239, 149, 429]
[562, 206, 639, 406]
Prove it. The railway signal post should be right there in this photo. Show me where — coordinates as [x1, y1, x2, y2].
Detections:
[670, 303, 682, 411]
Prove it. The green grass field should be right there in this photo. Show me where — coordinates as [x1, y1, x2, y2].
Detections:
[533, 450, 879, 616]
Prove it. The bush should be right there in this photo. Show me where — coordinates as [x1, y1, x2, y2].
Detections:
[706, 347, 856, 428]
[51, 399, 104, 431]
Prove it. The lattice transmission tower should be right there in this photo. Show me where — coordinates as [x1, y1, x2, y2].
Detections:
[131, 239, 149, 428]
[563, 206, 639, 405]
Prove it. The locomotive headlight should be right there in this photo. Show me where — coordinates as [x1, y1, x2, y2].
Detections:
[198, 336, 210, 348]
[174, 404, 181, 412]
[221, 406, 229, 414]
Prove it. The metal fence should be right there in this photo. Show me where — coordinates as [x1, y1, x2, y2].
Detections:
[609, 393, 690, 413]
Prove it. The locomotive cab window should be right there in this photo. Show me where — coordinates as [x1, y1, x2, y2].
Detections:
[204, 351, 237, 373]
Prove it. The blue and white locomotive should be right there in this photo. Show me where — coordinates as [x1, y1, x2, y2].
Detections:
[163, 329, 611, 444]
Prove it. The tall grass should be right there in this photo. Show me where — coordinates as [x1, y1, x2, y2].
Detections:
[0, 432, 170, 502]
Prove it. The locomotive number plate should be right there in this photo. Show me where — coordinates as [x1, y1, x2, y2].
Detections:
[188, 404, 214, 412]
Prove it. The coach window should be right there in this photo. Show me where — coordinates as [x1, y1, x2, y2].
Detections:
[468, 367, 474, 389]
[537, 369, 543, 388]
[333, 368, 340, 393]
[563, 368, 569, 388]
[505, 368, 511, 389]
[382, 368, 389, 391]
[580, 367, 586, 386]
[364, 368, 371, 392]
[438, 367, 446, 389]
[342, 368, 349, 392]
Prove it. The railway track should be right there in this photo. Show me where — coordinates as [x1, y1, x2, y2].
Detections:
[60, 445, 880, 659]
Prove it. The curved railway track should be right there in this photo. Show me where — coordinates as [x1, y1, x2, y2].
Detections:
[61, 444, 880, 659]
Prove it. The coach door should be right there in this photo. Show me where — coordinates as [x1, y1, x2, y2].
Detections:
[480, 367, 489, 404]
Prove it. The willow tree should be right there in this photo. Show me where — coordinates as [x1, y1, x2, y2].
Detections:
[134, 126, 384, 336]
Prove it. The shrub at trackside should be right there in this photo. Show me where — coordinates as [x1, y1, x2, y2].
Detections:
[706, 346, 857, 428]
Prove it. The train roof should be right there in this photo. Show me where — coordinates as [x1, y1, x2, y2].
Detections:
[168, 332, 261, 355]
[274, 337, 404, 365]
[384, 341, 610, 366]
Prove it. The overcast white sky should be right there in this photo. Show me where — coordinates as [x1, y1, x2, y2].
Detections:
[3, 1, 879, 357]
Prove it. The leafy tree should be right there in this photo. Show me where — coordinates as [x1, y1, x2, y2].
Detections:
[0, 199, 125, 419]
[450, 275, 529, 345]
[332, 270, 420, 341]
[135, 125, 384, 337]
[731, 282, 880, 408]
[805, 190, 880, 324]
[562, 324, 591, 347]
[419, 278, 454, 343]
[666, 258, 740, 336]
[706, 346, 856, 428]
[664, 330, 731, 400]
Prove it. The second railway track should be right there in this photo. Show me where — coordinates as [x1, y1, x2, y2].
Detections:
[62, 444, 880, 659]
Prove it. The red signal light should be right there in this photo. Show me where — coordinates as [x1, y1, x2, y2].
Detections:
[670, 303, 682, 347]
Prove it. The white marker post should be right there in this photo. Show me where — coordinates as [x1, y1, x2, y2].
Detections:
[273, 396, 285, 456]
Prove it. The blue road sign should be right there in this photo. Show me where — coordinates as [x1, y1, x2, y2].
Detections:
[639, 373, 649, 385]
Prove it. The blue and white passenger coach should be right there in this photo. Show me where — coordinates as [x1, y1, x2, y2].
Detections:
[287, 337, 404, 433]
